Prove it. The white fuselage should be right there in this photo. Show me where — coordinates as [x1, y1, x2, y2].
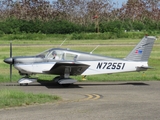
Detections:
[14, 60, 148, 75]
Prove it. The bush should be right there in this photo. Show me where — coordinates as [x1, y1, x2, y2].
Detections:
[132, 21, 144, 31]
[0, 18, 159, 37]
[71, 32, 148, 40]
[100, 20, 123, 33]
[41, 20, 82, 34]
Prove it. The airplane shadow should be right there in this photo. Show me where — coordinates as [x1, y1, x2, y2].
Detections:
[3, 80, 149, 89]
[37, 80, 82, 89]
[35, 80, 149, 89]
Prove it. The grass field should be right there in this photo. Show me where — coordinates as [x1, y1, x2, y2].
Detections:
[0, 89, 60, 109]
[0, 37, 160, 83]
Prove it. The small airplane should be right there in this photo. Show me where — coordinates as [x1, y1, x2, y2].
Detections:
[4, 36, 156, 86]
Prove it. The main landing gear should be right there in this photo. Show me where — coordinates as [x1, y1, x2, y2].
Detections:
[53, 76, 77, 87]
[53, 67, 77, 87]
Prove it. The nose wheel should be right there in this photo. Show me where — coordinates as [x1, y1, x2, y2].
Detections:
[20, 83, 28, 86]
[18, 77, 37, 86]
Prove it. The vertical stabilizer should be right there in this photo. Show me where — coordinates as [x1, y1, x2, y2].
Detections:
[125, 36, 156, 61]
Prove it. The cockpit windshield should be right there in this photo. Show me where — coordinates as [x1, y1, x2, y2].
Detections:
[36, 49, 64, 60]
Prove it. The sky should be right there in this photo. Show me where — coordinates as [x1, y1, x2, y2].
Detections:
[113, 0, 127, 7]
[48, 0, 127, 8]
[113, 0, 127, 5]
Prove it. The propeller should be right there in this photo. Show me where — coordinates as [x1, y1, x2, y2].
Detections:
[10, 41, 12, 82]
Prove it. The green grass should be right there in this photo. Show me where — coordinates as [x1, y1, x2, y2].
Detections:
[0, 89, 61, 109]
[0, 36, 160, 82]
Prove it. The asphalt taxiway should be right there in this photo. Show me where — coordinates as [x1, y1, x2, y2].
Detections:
[0, 81, 160, 120]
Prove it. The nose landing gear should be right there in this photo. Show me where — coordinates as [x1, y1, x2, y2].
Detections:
[18, 77, 37, 86]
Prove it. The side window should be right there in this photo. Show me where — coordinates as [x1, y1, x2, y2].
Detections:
[65, 53, 78, 61]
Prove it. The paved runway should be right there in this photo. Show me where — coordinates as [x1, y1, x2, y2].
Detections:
[0, 81, 160, 120]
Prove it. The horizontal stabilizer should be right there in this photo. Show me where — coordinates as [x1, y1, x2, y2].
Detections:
[136, 66, 153, 71]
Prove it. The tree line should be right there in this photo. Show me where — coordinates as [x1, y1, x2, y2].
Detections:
[0, 0, 159, 34]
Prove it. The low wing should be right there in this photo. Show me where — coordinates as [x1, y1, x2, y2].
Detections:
[43, 62, 90, 75]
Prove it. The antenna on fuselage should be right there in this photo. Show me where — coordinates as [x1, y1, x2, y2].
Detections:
[90, 45, 99, 54]
[59, 38, 67, 47]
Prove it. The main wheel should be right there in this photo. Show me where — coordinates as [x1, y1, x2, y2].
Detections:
[53, 76, 61, 83]
[20, 83, 28, 86]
